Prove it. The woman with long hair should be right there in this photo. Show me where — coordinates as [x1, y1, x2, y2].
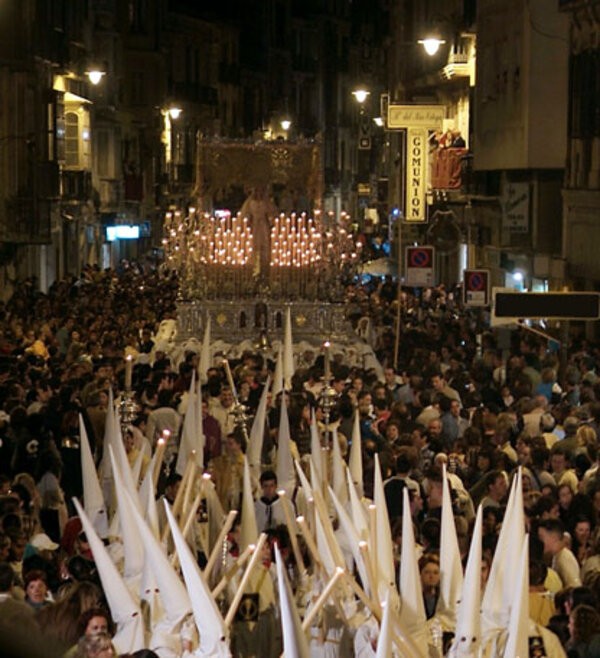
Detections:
[567, 604, 600, 657]
[37, 580, 104, 651]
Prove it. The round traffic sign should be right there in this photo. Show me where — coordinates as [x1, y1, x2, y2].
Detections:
[467, 272, 485, 291]
[409, 248, 431, 268]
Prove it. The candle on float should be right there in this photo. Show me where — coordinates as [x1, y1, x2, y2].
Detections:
[125, 354, 133, 391]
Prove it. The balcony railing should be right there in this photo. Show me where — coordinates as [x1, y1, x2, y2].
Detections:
[61, 170, 92, 201]
[430, 147, 469, 190]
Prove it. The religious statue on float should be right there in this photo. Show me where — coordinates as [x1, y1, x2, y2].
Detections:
[239, 185, 278, 288]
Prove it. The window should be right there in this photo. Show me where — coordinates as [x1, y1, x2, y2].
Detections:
[65, 111, 79, 168]
[128, 0, 148, 33]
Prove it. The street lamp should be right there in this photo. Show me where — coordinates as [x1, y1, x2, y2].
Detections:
[352, 89, 370, 105]
[161, 105, 183, 193]
[418, 38, 446, 56]
[167, 106, 182, 120]
[280, 118, 291, 132]
[86, 69, 106, 85]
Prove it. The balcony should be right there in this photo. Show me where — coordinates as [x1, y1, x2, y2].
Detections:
[431, 147, 469, 190]
[61, 170, 92, 201]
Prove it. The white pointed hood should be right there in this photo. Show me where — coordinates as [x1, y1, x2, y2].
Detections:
[240, 456, 259, 552]
[283, 306, 294, 391]
[165, 501, 231, 658]
[347, 468, 369, 541]
[330, 427, 348, 506]
[275, 543, 310, 658]
[247, 376, 271, 480]
[108, 447, 145, 582]
[176, 371, 204, 475]
[482, 469, 525, 632]
[437, 464, 464, 626]
[205, 481, 226, 557]
[309, 408, 323, 485]
[375, 591, 393, 658]
[121, 488, 191, 644]
[295, 458, 313, 500]
[399, 488, 427, 630]
[348, 410, 363, 497]
[308, 467, 346, 574]
[272, 346, 284, 397]
[276, 394, 295, 497]
[199, 315, 212, 384]
[108, 408, 142, 516]
[450, 505, 483, 657]
[139, 456, 160, 540]
[329, 485, 371, 598]
[502, 535, 529, 658]
[373, 454, 396, 596]
[72, 497, 145, 655]
[79, 414, 108, 538]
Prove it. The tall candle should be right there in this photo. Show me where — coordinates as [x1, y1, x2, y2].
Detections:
[324, 341, 331, 381]
[125, 354, 133, 392]
[223, 359, 237, 398]
[152, 434, 167, 489]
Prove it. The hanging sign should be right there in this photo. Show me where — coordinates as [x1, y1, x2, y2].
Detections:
[405, 128, 428, 222]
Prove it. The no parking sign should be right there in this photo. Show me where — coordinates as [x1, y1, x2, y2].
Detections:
[405, 246, 435, 287]
[463, 269, 490, 307]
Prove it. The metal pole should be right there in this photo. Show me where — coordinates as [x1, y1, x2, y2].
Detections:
[393, 214, 402, 370]
[393, 129, 405, 371]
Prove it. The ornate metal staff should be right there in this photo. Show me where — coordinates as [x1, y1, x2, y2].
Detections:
[223, 359, 250, 449]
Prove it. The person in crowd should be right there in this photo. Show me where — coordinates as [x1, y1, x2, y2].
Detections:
[23, 568, 52, 611]
[419, 553, 441, 620]
[538, 518, 582, 589]
[4, 265, 600, 656]
[209, 432, 245, 512]
[254, 470, 295, 533]
[566, 604, 600, 657]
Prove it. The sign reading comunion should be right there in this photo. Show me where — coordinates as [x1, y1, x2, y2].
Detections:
[406, 128, 427, 222]
[387, 104, 445, 223]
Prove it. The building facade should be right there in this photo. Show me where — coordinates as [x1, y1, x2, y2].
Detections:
[0, 0, 595, 300]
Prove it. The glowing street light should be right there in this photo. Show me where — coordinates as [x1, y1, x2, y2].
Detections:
[418, 38, 446, 56]
[167, 106, 182, 120]
[86, 69, 105, 85]
[280, 119, 291, 131]
[352, 88, 370, 105]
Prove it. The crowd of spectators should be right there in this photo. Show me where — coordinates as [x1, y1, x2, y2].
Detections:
[1, 263, 600, 655]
